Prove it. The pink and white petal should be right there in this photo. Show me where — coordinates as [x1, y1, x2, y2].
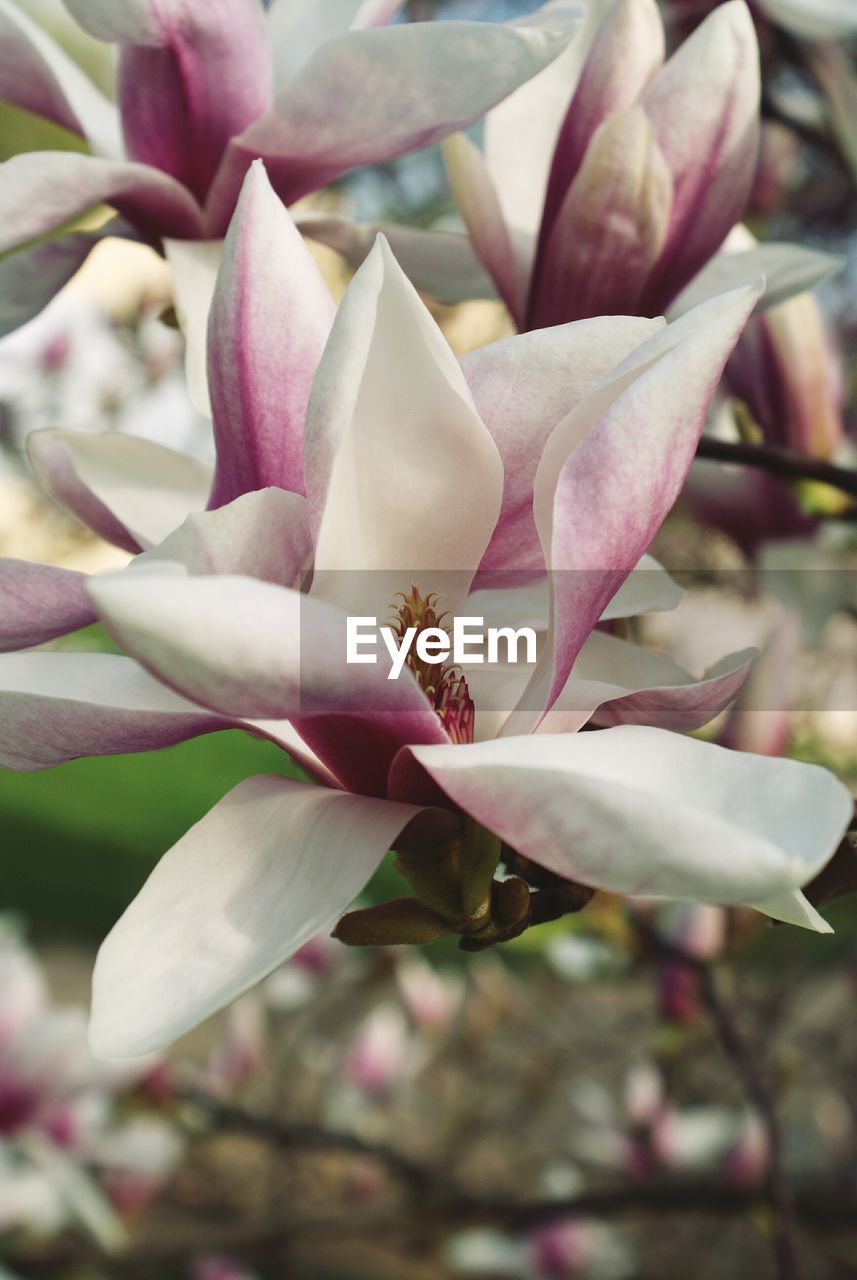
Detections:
[443, 132, 525, 322]
[460, 315, 663, 577]
[670, 242, 844, 319]
[483, 0, 614, 242]
[545, 632, 754, 733]
[136, 489, 311, 588]
[90, 775, 426, 1056]
[267, 0, 405, 86]
[306, 238, 503, 619]
[27, 430, 212, 552]
[0, 153, 204, 255]
[399, 726, 852, 907]
[298, 214, 496, 303]
[0, 559, 95, 652]
[87, 571, 448, 749]
[115, 1, 271, 203]
[640, 0, 760, 313]
[0, 0, 121, 155]
[0, 652, 233, 770]
[532, 284, 760, 712]
[205, 16, 578, 223]
[537, 0, 664, 246]
[164, 238, 222, 416]
[528, 107, 673, 327]
[207, 163, 335, 507]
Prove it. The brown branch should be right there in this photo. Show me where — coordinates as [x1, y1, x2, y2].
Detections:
[634, 926, 802, 1280]
[695, 437, 857, 502]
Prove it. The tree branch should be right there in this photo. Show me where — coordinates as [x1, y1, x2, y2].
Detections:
[695, 437, 857, 503]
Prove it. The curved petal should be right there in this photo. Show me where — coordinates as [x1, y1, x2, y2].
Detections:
[541, 632, 753, 734]
[0, 153, 204, 255]
[86, 571, 447, 745]
[90, 774, 424, 1056]
[305, 238, 503, 620]
[752, 889, 832, 934]
[207, 163, 335, 507]
[0, 0, 121, 156]
[298, 214, 496, 303]
[640, 0, 760, 313]
[268, 0, 405, 86]
[532, 284, 760, 714]
[398, 726, 852, 907]
[528, 106, 673, 327]
[461, 315, 664, 578]
[442, 132, 525, 322]
[115, 0, 272, 202]
[601, 555, 683, 619]
[164, 238, 222, 416]
[205, 14, 579, 225]
[670, 243, 844, 319]
[136, 489, 311, 587]
[0, 651, 230, 770]
[0, 234, 97, 340]
[536, 0, 664, 248]
[483, 0, 615, 241]
[27, 430, 213, 552]
[0, 559, 95, 652]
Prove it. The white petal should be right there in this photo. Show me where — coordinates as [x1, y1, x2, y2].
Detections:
[164, 238, 222, 416]
[402, 725, 852, 907]
[90, 775, 423, 1055]
[306, 238, 503, 618]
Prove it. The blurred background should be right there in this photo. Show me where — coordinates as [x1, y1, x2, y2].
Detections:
[1, 1, 856, 1277]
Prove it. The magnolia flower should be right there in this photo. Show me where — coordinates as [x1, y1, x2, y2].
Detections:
[308, 0, 838, 330]
[1, 170, 850, 1058]
[0, 0, 580, 336]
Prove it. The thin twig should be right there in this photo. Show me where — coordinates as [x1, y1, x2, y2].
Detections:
[695, 437, 857, 502]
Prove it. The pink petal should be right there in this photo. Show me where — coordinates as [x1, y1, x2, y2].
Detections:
[207, 163, 335, 508]
[640, 0, 760, 313]
[115, 0, 272, 203]
[205, 17, 576, 227]
[535, 0, 664, 259]
[0, 560, 95, 652]
[87, 572, 449, 795]
[0, 0, 121, 155]
[0, 153, 204, 255]
[533, 285, 761, 715]
[27, 430, 213, 553]
[461, 315, 663, 579]
[528, 106, 673, 327]
[138, 489, 311, 588]
[0, 652, 231, 770]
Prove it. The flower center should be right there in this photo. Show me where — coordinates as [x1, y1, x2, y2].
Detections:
[388, 587, 475, 744]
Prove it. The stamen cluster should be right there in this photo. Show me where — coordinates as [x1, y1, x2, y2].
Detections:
[388, 587, 475, 744]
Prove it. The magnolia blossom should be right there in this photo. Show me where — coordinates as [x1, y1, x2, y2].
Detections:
[0, 168, 850, 1059]
[0, 0, 581, 336]
[309, 0, 838, 330]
